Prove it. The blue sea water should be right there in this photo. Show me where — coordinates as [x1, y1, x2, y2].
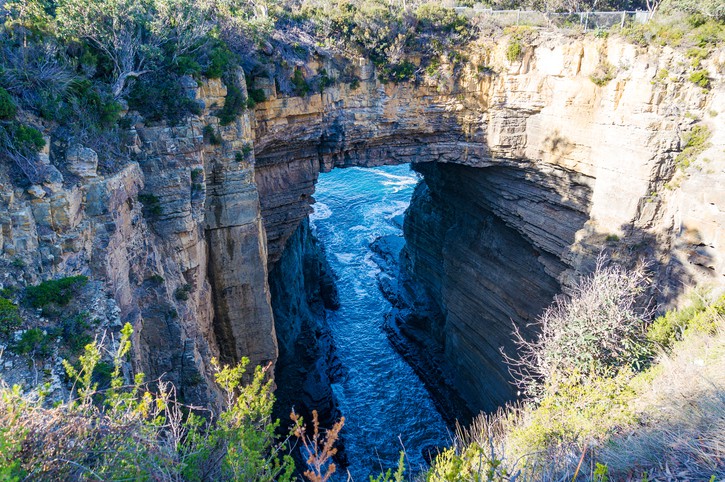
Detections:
[310, 164, 449, 480]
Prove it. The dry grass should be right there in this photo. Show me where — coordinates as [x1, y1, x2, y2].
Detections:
[432, 287, 725, 481]
[601, 323, 725, 479]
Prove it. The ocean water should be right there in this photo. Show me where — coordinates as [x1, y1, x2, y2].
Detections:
[310, 164, 449, 480]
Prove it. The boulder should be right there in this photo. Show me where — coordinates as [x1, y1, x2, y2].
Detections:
[66, 145, 98, 180]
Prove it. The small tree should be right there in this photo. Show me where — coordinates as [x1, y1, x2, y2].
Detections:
[56, 0, 156, 98]
[56, 0, 213, 98]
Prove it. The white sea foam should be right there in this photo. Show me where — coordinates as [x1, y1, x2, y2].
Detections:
[310, 201, 332, 221]
[334, 252, 354, 264]
[370, 168, 419, 193]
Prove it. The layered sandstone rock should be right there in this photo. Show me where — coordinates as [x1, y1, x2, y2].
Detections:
[1, 31, 722, 417]
[0, 77, 275, 408]
[252, 32, 724, 415]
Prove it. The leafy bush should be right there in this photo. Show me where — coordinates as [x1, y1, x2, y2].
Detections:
[506, 38, 523, 63]
[174, 284, 192, 301]
[146, 274, 165, 284]
[128, 72, 202, 124]
[0, 323, 297, 480]
[204, 42, 236, 79]
[377, 60, 416, 84]
[647, 293, 724, 350]
[247, 87, 266, 105]
[203, 124, 221, 145]
[318, 68, 333, 92]
[675, 124, 711, 169]
[60, 311, 92, 354]
[138, 193, 163, 218]
[291, 69, 310, 96]
[218, 79, 246, 125]
[0, 298, 22, 339]
[0, 88, 18, 120]
[415, 3, 468, 35]
[590, 62, 616, 86]
[173, 55, 202, 76]
[25, 276, 88, 309]
[190, 168, 203, 183]
[5, 124, 45, 153]
[14, 328, 48, 355]
[688, 69, 711, 88]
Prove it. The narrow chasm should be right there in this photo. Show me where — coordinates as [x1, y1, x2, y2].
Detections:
[269, 158, 595, 477]
[270, 164, 448, 479]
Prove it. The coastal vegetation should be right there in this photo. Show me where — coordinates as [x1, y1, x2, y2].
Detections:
[0, 0, 723, 480]
[426, 266, 725, 480]
[1, 258, 722, 479]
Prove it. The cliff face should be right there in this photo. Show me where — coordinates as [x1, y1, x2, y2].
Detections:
[1, 32, 722, 415]
[0, 78, 276, 407]
[252, 32, 724, 414]
[268, 218, 340, 425]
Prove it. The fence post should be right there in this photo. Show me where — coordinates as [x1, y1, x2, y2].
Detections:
[517, 9, 520, 25]
[621, 11, 626, 28]
[584, 11, 589, 31]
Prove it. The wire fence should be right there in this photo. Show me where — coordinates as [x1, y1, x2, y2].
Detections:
[451, 7, 651, 30]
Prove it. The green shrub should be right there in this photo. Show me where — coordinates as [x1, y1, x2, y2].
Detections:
[174, 283, 192, 301]
[205, 43, 236, 79]
[291, 69, 310, 96]
[173, 55, 202, 76]
[236, 143, 253, 162]
[377, 60, 416, 83]
[9, 124, 45, 152]
[25, 276, 88, 309]
[590, 62, 616, 87]
[146, 274, 164, 284]
[318, 68, 333, 92]
[0, 88, 18, 120]
[647, 294, 724, 350]
[203, 124, 221, 145]
[244, 74, 267, 110]
[675, 124, 711, 169]
[14, 328, 48, 355]
[688, 69, 711, 89]
[190, 168, 204, 183]
[60, 312, 92, 354]
[511, 370, 636, 453]
[128, 72, 202, 124]
[218, 80, 246, 125]
[248, 87, 266, 105]
[138, 193, 163, 218]
[0, 298, 22, 339]
[415, 3, 468, 34]
[506, 38, 523, 63]
[0, 323, 297, 480]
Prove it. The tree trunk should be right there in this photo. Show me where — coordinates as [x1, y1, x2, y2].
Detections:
[112, 70, 151, 99]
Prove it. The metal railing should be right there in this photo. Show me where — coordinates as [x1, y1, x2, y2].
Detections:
[451, 7, 650, 30]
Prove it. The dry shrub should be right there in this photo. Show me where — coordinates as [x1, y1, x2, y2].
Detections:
[506, 257, 652, 398]
[291, 409, 344, 482]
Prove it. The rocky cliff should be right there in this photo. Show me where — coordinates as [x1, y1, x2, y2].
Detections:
[0, 77, 277, 407]
[252, 31, 724, 415]
[1, 31, 722, 417]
